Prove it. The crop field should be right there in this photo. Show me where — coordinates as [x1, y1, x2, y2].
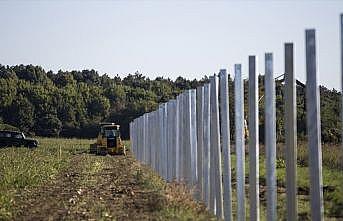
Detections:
[0, 138, 215, 221]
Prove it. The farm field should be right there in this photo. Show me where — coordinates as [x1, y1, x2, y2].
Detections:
[0, 138, 342, 221]
[0, 138, 215, 221]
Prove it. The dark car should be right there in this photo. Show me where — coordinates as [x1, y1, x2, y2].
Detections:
[0, 130, 38, 148]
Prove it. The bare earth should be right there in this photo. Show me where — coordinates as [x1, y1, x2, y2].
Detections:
[13, 153, 213, 221]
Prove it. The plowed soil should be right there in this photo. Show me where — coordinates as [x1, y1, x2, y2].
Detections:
[12, 152, 215, 221]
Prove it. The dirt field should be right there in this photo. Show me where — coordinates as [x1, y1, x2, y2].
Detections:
[0, 138, 216, 221]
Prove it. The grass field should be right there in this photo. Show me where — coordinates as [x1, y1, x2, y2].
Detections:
[0, 138, 215, 221]
[228, 144, 343, 220]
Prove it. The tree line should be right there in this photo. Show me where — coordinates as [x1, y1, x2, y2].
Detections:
[0, 64, 340, 143]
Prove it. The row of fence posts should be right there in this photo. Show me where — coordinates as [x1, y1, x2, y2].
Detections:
[130, 26, 331, 221]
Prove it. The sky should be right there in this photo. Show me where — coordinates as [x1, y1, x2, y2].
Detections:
[0, 0, 343, 89]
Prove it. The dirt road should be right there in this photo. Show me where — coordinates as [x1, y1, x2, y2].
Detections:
[13, 152, 215, 221]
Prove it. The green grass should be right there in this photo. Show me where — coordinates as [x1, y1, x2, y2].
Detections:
[135, 164, 217, 221]
[230, 143, 343, 220]
[0, 137, 92, 220]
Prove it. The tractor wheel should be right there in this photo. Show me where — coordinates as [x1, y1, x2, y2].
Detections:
[89, 144, 97, 154]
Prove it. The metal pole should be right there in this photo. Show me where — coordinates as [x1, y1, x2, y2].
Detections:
[284, 43, 297, 221]
[265, 53, 277, 221]
[248, 55, 260, 221]
[305, 29, 324, 221]
[235, 64, 246, 221]
[210, 75, 224, 219]
[203, 83, 211, 208]
[219, 69, 233, 221]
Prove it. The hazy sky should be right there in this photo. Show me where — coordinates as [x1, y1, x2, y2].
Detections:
[1, 0, 343, 89]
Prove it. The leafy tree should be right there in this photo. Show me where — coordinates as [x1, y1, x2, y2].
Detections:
[35, 114, 62, 137]
[4, 95, 34, 132]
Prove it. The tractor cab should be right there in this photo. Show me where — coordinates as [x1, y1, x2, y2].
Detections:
[90, 123, 126, 155]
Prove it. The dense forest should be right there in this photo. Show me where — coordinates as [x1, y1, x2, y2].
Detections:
[0, 64, 341, 143]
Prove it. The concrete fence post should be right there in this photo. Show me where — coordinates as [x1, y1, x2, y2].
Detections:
[210, 75, 224, 219]
[180, 93, 185, 181]
[196, 86, 204, 200]
[234, 64, 246, 221]
[265, 53, 277, 221]
[176, 95, 182, 181]
[134, 119, 137, 160]
[150, 112, 155, 171]
[305, 29, 324, 221]
[185, 90, 192, 185]
[163, 103, 168, 180]
[140, 116, 144, 162]
[190, 89, 198, 187]
[284, 43, 297, 221]
[136, 118, 140, 160]
[167, 100, 176, 182]
[138, 117, 141, 161]
[159, 106, 163, 176]
[203, 83, 211, 208]
[175, 99, 180, 181]
[340, 14, 343, 152]
[144, 114, 148, 164]
[209, 79, 215, 212]
[219, 69, 233, 221]
[248, 55, 260, 221]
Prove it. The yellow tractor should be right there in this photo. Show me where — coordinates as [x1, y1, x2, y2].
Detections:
[90, 123, 126, 155]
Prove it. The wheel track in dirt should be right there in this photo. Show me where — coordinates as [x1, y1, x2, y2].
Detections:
[14, 153, 166, 221]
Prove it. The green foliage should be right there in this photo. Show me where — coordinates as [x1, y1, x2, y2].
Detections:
[0, 64, 341, 143]
[0, 64, 202, 139]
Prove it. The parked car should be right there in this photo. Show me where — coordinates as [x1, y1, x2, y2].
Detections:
[0, 130, 38, 148]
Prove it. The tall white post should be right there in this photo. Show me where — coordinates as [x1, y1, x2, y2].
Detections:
[203, 83, 211, 208]
[190, 89, 198, 187]
[143, 114, 147, 164]
[171, 100, 178, 180]
[167, 100, 176, 182]
[210, 75, 224, 219]
[209, 79, 215, 212]
[176, 94, 182, 181]
[305, 29, 324, 221]
[235, 64, 246, 221]
[248, 55, 259, 221]
[151, 112, 156, 171]
[284, 43, 297, 221]
[180, 93, 186, 181]
[158, 105, 163, 175]
[265, 53, 277, 221]
[196, 86, 204, 200]
[163, 103, 168, 179]
[340, 14, 343, 151]
[219, 69, 233, 221]
[185, 90, 192, 185]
